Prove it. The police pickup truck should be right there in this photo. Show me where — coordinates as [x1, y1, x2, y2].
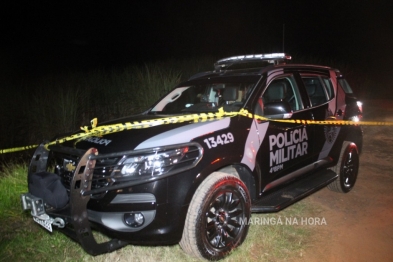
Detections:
[21, 53, 363, 260]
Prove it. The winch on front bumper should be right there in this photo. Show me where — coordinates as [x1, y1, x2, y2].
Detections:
[21, 143, 129, 255]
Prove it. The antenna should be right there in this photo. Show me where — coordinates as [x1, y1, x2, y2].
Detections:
[282, 24, 285, 52]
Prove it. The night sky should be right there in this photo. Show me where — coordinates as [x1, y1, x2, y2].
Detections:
[2, 0, 392, 78]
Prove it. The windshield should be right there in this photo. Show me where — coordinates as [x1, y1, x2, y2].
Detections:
[151, 82, 255, 114]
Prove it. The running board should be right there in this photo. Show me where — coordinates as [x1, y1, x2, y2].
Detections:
[251, 169, 337, 213]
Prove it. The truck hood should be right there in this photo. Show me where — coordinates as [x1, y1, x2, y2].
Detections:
[60, 114, 231, 154]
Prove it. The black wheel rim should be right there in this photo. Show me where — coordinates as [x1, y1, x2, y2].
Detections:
[342, 148, 358, 188]
[204, 190, 245, 249]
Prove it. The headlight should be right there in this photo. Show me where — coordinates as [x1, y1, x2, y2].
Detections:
[114, 143, 202, 180]
[121, 148, 186, 176]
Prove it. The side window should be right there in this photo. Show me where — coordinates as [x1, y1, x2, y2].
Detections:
[322, 77, 335, 100]
[262, 75, 303, 112]
[301, 76, 328, 107]
[338, 78, 353, 94]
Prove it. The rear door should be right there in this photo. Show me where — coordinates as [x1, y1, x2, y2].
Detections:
[298, 70, 340, 160]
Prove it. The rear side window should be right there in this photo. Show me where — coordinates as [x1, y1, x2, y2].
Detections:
[301, 76, 328, 107]
[322, 77, 334, 100]
[338, 78, 353, 94]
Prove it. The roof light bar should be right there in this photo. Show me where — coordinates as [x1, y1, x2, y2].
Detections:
[214, 53, 291, 71]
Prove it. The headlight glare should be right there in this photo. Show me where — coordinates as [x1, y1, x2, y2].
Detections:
[120, 147, 189, 178]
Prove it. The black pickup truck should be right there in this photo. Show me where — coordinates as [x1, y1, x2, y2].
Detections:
[21, 53, 363, 260]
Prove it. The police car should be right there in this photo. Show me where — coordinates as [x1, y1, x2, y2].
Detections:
[21, 54, 363, 260]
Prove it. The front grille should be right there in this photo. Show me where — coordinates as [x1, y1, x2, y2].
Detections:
[90, 157, 121, 191]
[53, 153, 121, 193]
[55, 155, 79, 191]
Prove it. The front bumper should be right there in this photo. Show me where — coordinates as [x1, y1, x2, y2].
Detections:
[22, 146, 129, 255]
[21, 141, 201, 254]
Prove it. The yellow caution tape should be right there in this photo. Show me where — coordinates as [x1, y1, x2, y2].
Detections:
[272, 118, 393, 126]
[1, 108, 392, 154]
[81, 117, 98, 132]
[0, 144, 39, 154]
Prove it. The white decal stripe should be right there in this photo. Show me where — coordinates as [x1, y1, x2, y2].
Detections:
[318, 126, 341, 160]
[135, 117, 231, 149]
[241, 120, 269, 171]
[266, 69, 284, 84]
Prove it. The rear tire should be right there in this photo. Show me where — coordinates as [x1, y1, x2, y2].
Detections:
[327, 141, 359, 193]
[180, 172, 251, 260]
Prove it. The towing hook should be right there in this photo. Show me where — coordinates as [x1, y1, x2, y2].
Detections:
[52, 217, 65, 228]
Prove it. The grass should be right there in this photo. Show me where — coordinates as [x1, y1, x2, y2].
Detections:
[0, 163, 86, 261]
[0, 163, 323, 261]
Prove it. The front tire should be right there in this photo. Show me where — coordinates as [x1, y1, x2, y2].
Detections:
[327, 141, 359, 193]
[180, 172, 251, 260]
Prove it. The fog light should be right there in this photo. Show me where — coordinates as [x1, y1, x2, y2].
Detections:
[124, 212, 145, 227]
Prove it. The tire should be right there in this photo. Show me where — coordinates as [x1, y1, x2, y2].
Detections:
[179, 172, 251, 260]
[327, 141, 359, 193]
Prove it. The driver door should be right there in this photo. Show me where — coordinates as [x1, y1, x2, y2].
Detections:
[255, 74, 315, 191]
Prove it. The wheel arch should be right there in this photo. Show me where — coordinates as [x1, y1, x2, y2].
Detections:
[216, 164, 259, 201]
[344, 127, 363, 154]
[180, 162, 259, 209]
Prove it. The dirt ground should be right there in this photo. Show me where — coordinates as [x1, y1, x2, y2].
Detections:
[300, 99, 393, 261]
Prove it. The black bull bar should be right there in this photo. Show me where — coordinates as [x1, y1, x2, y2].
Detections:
[23, 143, 129, 255]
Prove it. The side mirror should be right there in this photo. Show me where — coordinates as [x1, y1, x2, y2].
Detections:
[264, 101, 293, 119]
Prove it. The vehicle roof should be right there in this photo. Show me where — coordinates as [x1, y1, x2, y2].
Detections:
[184, 53, 343, 85]
[188, 63, 336, 82]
